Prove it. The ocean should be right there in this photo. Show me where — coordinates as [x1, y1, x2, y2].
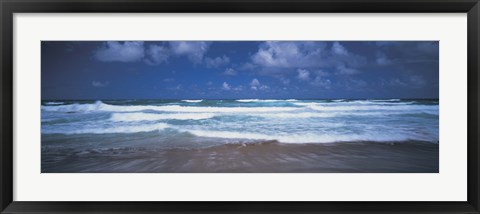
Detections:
[41, 99, 439, 173]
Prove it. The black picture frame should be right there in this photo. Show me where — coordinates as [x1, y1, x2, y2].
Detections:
[1, 0, 479, 213]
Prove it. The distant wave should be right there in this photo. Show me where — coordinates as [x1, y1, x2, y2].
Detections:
[253, 112, 336, 119]
[41, 100, 438, 115]
[236, 99, 297, 102]
[374, 99, 401, 102]
[45, 101, 64, 105]
[41, 101, 300, 113]
[110, 112, 215, 122]
[306, 104, 438, 113]
[181, 99, 203, 103]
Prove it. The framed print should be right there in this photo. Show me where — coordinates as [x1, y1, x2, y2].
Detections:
[1, 0, 479, 213]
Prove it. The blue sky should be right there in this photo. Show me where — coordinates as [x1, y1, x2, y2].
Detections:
[41, 41, 439, 100]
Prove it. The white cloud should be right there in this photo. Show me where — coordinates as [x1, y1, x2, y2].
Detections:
[250, 78, 260, 86]
[279, 77, 290, 85]
[145, 44, 169, 65]
[249, 41, 366, 77]
[92, 81, 109, 87]
[296, 69, 310, 81]
[250, 78, 268, 91]
[233, 85, 244, 91]
[163, 78, 174, 82]
[336, 64, 359, 75]
[222, 82, 231, 90]
[169, 42, 211, 63]
[332, 42, 348, 55]
[222, 68, 237, 76]
[251, 41, 326, 68]
[376, 52, 392, 65]
[94, 41, 144, 62]
[259, 85, 269, 90]
[205, 55, 230, 68]
[314, 69, 329, 77]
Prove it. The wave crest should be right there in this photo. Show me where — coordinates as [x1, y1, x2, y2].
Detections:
[110, 112, 215, 122]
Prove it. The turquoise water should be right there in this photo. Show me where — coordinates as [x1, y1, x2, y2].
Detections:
[42, 99, 438, 146]
[41, 99, 439, 172]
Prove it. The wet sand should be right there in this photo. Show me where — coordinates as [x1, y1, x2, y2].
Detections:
[42, 140, 438, 173]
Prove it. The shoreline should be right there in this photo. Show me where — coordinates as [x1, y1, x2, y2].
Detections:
[42, 140, 439, 173]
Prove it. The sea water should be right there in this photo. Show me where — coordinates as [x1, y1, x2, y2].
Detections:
[42, 99, 438, 144]
[41, 99, 439, 172]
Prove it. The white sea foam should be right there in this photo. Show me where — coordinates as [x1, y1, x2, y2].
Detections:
[236, 99, 260, 102]
[42, 123, 169, 134]
[45, 101, 64, 105]
[110, 112, 215, 122]
[236, 99, 297, 102]
[181, 99, 203, 103]
[41, 99, 439, 143]
[292, 102, 319, 106]
[184, 129, 421, 144]
[42, 101, 299, 113]
[374, 99, 401, 102]
[41, 101, 438, 115]
[253, 112, 337, 119]
[307, 104, 438, 112]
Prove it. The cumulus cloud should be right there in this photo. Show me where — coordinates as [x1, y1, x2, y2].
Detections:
[336, 64, 359, 75]
[314, 69, 329, 77]
[145, 44, 169, 65]
[205, 55, 230, 68]
[295, 68, 330, 88]
[251, 41, 326, 69]
[249, 41, 366, 78]
[249, 78, 268, 90]
[250, 78, 260, 87]
[222, 68, 237, 76]
[376, 52, 392, 65]
[94, 41, 145, 62]
[232, 85, 245, 91]
[169, 42, 211, 63]
[92, 81, 109, 87]
[279, 77, 291, 85]
[222, 82, 231, 90]
[332, 42, 348, 55]
[296, 69, 310, 81]
[94, 41, 216, 65]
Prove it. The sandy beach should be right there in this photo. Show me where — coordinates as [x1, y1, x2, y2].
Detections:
[42, 139, 438, 173]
